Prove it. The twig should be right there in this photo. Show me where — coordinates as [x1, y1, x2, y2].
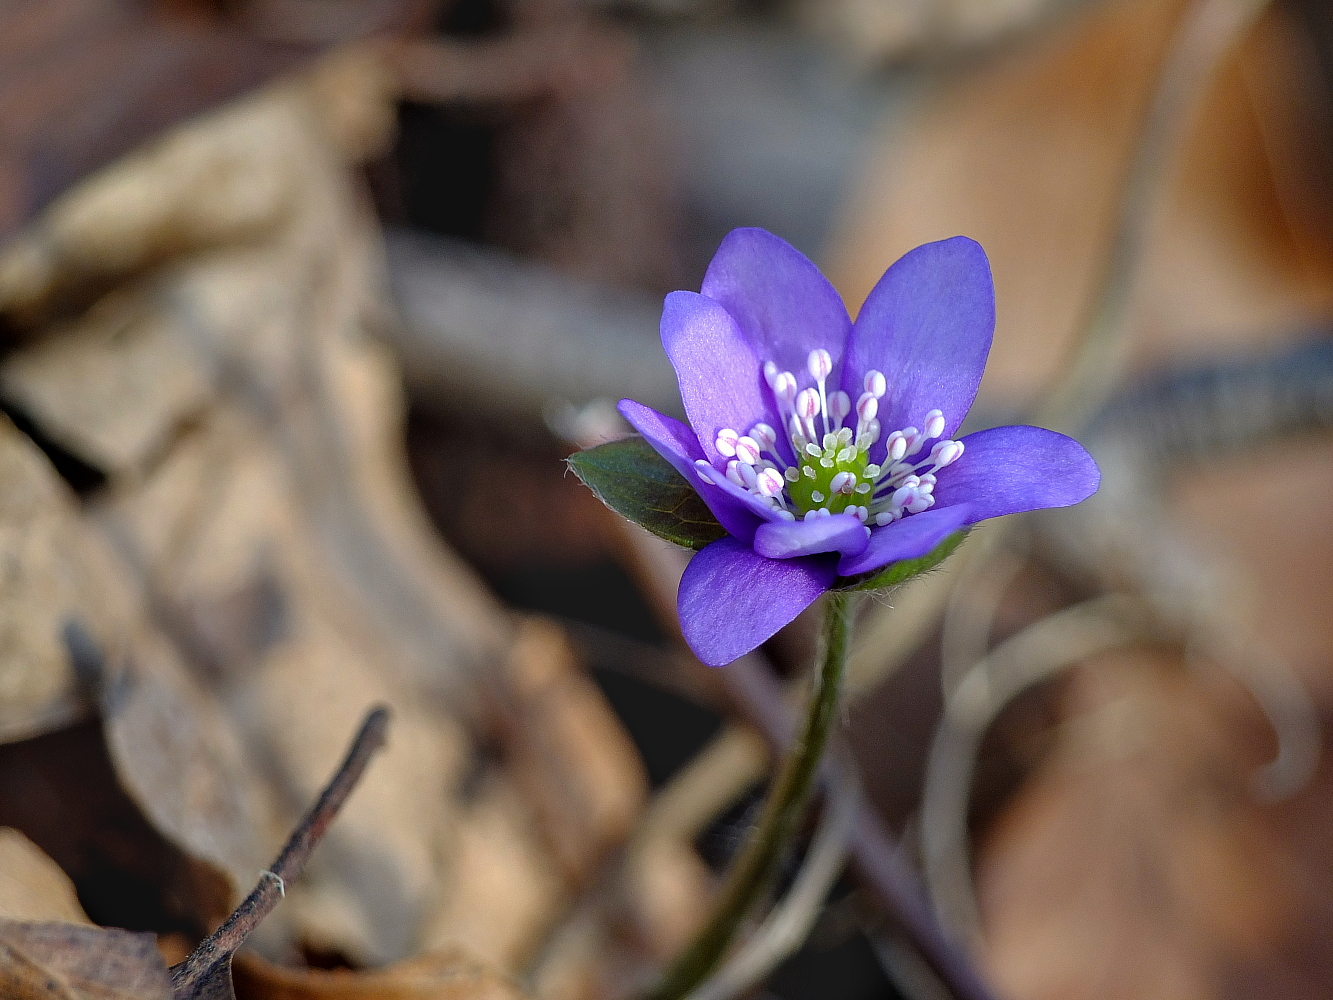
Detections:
[170, 706, 391, 999]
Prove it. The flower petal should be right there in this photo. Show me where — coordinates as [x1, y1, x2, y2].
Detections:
[754, 514, 869, 560]
[661, 291, 777, 466]
[617, 399, 768, 542]
[841, 237, 995, 462]
[836, 504, 973, 577]
[701, 228, 853, 384]
[932, 424, 1101, 523]
[678, 538, 836, 666]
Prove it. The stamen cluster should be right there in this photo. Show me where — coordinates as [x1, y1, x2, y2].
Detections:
[695, 349, 965, 528]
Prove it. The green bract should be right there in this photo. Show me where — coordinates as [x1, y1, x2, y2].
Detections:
[835, 528, 968, 592]
[568, 436, 728, 550]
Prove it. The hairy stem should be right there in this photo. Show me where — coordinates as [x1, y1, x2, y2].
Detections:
[641, 592, 852, 1000]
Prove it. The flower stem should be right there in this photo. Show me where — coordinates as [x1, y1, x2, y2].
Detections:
[641, 591, 853, 1000]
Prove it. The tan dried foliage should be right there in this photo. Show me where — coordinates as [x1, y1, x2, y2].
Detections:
[825, 0, 1333, 996]
[0, 918, 171, 1000]
[0, 40, 653, 1000]
[0, 828, 91, 925]
[828, 0, 1333, 408]
[233, 946, 528, 1000]
[975, 654, 1293, 1000]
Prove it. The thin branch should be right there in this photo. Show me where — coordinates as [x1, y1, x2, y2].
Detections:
[170, 705, 391, 998]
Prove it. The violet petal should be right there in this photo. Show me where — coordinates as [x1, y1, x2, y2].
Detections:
[933, 424, 1101, 522]
[661, 291, 778, 465]
[617, 399, 766, 543]
[840, 237, 994, 463]
[753, 514, 870, 560]
[836, 504, 973, 577]
[678, 537, 836, 666]
[701, 228, 853, 389]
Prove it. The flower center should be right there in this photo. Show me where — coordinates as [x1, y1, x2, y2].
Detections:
[697, 349, 965, 527]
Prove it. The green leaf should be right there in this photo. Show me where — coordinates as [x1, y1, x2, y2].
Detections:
[834, 529, 970, 593]
[568, 435, 727, 551]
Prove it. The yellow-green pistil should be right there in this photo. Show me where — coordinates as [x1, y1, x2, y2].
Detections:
[785, 427, 876, 517]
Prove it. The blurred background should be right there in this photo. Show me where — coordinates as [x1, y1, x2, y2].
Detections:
[1, 0, 1332, 998]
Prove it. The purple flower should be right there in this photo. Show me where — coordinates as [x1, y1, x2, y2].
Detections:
[619, 229, 1099, 666]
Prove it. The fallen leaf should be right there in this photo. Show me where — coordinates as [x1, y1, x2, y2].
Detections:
[0, 917, 171, 1000]
[0, 828, 91, 925]
[232, 946, 530, 1000]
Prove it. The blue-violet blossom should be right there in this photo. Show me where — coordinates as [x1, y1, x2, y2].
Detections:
[619, 229, 1100, 666]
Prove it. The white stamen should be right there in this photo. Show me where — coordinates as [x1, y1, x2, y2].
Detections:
[776, 509, 796, 521]
[818, 507, 832, 517]
[864, 370, 886, 398]
[695, 459, 716, 485]
[750, 423, 778, 453]
[738, 463, 759, 490]
[891, 483, 918, 508]
[756, 467, 785, 497]
[830, 471, 856, 494]
[930, 440, 964, 468]
[804, 510, 820, 522]
[856, 393, 878, 431]
[807, 348, 833, 436]
[874, 510, 897, 526]
[773, 371, 798, 405]
[725, 460, 745, 487]
[764, 360, 780, 388]
[907, 493, 934, 513]
[886, 432, 907, 463]
[715, 428, 739, 457]
[901, 427, 923, 457]
[796, 387, 820, 424]
[924, 409, 946, 440]
[807, 348, 833, 382]
[735, 436, 762, 465]
[829, 391, 851, 427]
[788, 414, 807, 449]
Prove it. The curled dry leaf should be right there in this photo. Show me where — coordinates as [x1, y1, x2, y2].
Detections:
[0, 416, 122, 745]
[0, 40, 654, 992]
[0, 828, 91, 925]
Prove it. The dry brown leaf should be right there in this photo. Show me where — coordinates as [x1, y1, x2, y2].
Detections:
[0, 52, 508, 968]
[423, 770, 566, 972]
[975, 653, 1294, 1000]
[500, 619, 647, 882]
[827, 0, 1333, 408]
[0, 828, 91, 925]
[0, 40, 654, 990]
[0, 415, 126, 745]
[0, 917, 171, 1000]
[232, 946, 530, 1000]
